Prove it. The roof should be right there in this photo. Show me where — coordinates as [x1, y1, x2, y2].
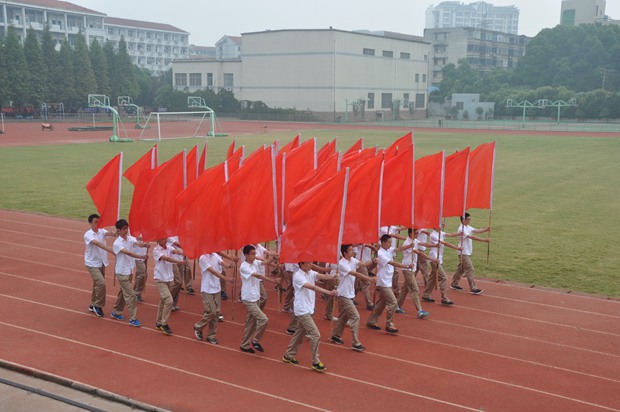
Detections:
[104, 16, 188, 34]
[242, 28, 429, 44]
[5, 0, 105, 15]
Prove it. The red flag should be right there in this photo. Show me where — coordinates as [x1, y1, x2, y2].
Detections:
[198, 142, 207, 176]
[185, 145, 199, 186]
[294, 151, 340, 199]
[385, 131, 413, 160]
[414, 151, 445, 229]
[280, 168, 349, 264]
[341, 147, 377, 171]
[342, 155, 384, 244]
[227, 146, 244, 175]
[124, 146, 157, 235]
[139, 151, 185, 241]
[442, 147, 470, 218]
[380, 144, 414, 227]
[467, 142, 496, 210]
[277, 135, 300, 156]
[344, 138, 363, 156]
[86, 153, 122, 228]
[283, 139, 317, 224]
[226, 141, 235, 159]
[317, 139, 336, 167]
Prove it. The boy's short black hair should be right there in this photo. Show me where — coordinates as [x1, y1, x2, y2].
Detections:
[460, 212, 471, 223]
[88, 214, 100, 223]
[115, 219, 129, 230]
[380, 234, 391, 243]
[243, 244, 256, 255]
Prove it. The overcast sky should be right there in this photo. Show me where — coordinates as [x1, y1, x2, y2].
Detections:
[75, 0, 620, 46]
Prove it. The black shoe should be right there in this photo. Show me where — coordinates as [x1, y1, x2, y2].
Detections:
[282, 356, 299, 365]
[207, 337, 219, 345]
[352, 300, 359, 306]
[135, 294, 144, 302]
[366, 323, 381, 330]
[240, 346, 255, 354]
[312, 362, 327, 372]
[366, 304, 374, 311]
[194, 328, 203, 341]
[88, 305, 95, 312]
[285, 328, 295, 335]
[171, 305, 180, 312]
[470, 288, 483, 295]
[186, 288, 195, 295]
[94, 307, 104, 317]
[221, 291, 228, 300]
[251, 341, 264, 352]
[351, 344, 366, 352]
[330, 336, 344, 345]
[161, 324, 173, 335]
[385, 326, 399, 334]
[441, 299, 454, 306]
[450, 284, 464, 291]
[155, 323, 162, 331]
[422, 296, 435, 303]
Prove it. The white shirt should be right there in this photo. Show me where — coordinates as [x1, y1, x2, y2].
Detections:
[293, 268, 318, 316]
[240, 260, 261, 302]
[337, 257, 359, 298]
[402, 237, 419, 267]
[429, 230, 445, 263]
[416, 231, 428, 251]
[458, 224, 475, 256]
[284, 263, 299, 272]
[376, 246, 395, 287]
[199, 253, 223, 294]
[113, 235, 137, 276]
[353, 245, 371, 262]
[84, 228, 110, 267]
[153, 244, 175, 282]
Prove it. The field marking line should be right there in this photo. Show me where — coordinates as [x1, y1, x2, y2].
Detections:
[0, 229, 83, 246]
[0, 216, 83, 233]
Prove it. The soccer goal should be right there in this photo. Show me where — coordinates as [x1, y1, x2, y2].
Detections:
[138, 110, 215, 141]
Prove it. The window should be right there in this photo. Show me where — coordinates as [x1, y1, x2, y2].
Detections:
[367, 93, 375, 109]
[422, 74, 427, 83]
[400, 52, 410, 59]
[403, 93, 410, 108]
[456, 102, 464, 110]
[223, 73, 234, 88]
[382, 50, 393, 58]
[381, 93, 392, 109]
[189, 73, 202, 87]
[363, 48, 375, 56]
[175, 73, 187, 87]
[207, 73, 213, 86]
[415, 74, 420, 83]
[415, 94, 425, 109]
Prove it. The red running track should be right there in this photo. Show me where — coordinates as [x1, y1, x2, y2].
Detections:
[0, 209, 619, 411]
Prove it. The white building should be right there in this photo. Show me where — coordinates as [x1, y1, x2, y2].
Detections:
[426, 1, 519, 35]
[561, 0, 606, 26]
[172, 29, 431, 121]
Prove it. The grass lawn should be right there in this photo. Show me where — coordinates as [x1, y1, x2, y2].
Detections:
[1, 129, 618, 297]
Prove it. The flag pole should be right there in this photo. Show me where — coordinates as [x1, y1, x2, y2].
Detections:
[486, 210, 492, 264]
[231, 249, 238, 321]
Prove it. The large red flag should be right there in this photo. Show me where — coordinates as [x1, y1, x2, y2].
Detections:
[293, 151, 341, 200]
[280, 168, 349, 264]
[342, 155, 384, 244]
[282, 139, 317, 225]
[341, 147, 377, 171]
[124, 146, 157, 235]
[443, 147, 470, 218]
[414, 151, 445, 229]
[385, 131, 413, 160]
[344, 138, 363, 156]
[380, 144, 414, 227]
[86, 153, 122, 228]
[198, 142, 207, 176]
[139, 151, 186, 241]
[226, 141, 235, 159]
[185, 145, 199, 186]
[227, 146, 244, 175]
[317, 139, 336, 167]
[277, 135, 300, 156]
[467, 142, 496, 210]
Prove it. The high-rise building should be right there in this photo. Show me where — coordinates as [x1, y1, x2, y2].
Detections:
[425, 1, 519, 35]
[560, 0, 606, 26]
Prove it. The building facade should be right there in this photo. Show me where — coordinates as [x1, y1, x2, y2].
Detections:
[425, 27, 529, 85]
[172, 29, 431, 120]
[561, 0, 606, 26]
[425, 1, 519, 35]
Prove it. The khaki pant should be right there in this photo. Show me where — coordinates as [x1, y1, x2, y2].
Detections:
[133, 260, 147, 295]
[452, 255, 476, 290]
[367, 286, 397, 328]
[259, 281, 267, 310]
[86, 265, 106, 308]
[240, 300, 268, 349]
[285, 314, 321, 364]
[355, 266, 372, 307]
[424, 262, 448, 300]
[332, 297, 361, 346]
[155, 280, 173, 325]
[171, 264, 182, 306]
[195, 292, 221, 340]
[417, 254, 431, 286]
[323, 279, 336, 318]
[182, 260, 193, 291]
[282, 270, 294, 312]
[397, 269, 422, 312]
[112, 274, 137, 321]
[391, 270, 400, 299]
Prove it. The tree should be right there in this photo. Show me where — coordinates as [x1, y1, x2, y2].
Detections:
[0, 37, 8, 108]
[23, 28, 48, 107]
[475, 106, 484, 120]
[73, 32, 98, 103]
[112, 36, 138, 101]
[40, 25, 58, 102]
[89, 39, 111, 96]
[4, 26, 29, 108]
[56, 40, 77, 108]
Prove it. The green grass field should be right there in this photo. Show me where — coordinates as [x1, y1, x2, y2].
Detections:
[1, 129, 618, 297]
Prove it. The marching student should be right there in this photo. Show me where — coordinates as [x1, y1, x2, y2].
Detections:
[451, 213, 491, 295]
[330, 244, 376, 352]
[132, 236, 150, 302]
[353, 243, 377, 310]
[83, 214, 116, 318]
[152, 238, 186, 335]
[415, 229, 432, 286]
[395, 229, 439, 319]
[283, 261, 337, 372]
[193, 252, 235, 344]
[110, 219, 148, 327]
[423, 224, 460, 305]
[239, 245, 279, 354]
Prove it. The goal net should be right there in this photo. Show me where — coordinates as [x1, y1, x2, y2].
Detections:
[138, 111, 215, 141]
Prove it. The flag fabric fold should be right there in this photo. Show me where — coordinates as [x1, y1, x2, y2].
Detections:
[414, 151, 445, 229]
[467, 142, 496, 210]
[380, 144, 414, 228]
[442, 147, 470, 218]
[124, 146, 157, 235]
[86, 153, 122, 228]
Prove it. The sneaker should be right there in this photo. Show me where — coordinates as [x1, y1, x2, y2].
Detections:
[194, 328, 203, 341]
[161, 324, 173, 335]
[220, 291, 228, 300]
[171, 305, 180, 312]
[110, 312, 125, 321]
[450, 284, 464, 291]
[366, 323, 381, 330]
[282, 356, 299, 365]
[441, 299, 454, 306]
[385, 326, 399, 334]
[281, 308, 292, 313]
[352, 300, 359, 306]
[94, 307, 104, 318]
[129, 319, 142, 327]
[312, 362, 327, 372]
[422, 296, 435, 303]
[417, 310, 430, 319]
[351, 344, 366, 352]
[395, 307, 406, 314]
[135, 294, 144, 302]
[470, 288, 483, 295]
[186, 288, 195, 295]
[155, 323, 163, 331]
[323, 315, 338, 321]
[240, 346, 255, 354]
[330, 336, 344, 345]
[285, 328, 295, 335]
[218, 315, 224, 322]
[366, 304, 374, 311]
[207, 337, 219, 345]
[251, 341, 265, 352]
[88, 305, 95, 312]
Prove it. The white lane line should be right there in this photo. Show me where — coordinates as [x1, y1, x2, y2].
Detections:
[0, 216, 83, 233]
[0, 228, 83, 245]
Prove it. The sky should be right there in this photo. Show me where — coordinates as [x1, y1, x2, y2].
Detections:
[75, 0, 620, 46]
